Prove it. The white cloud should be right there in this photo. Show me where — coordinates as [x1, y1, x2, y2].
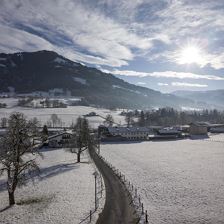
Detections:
[171, 82, 208, 88]
[0, 0, 224, 70]
[207, 52, 224, 70]
[141, 1, 224, 69]
[0, 0, 152, 67]
[109, 69, 224, 80]
[0, 24, 54, 52]
[158, 82, 169, 86]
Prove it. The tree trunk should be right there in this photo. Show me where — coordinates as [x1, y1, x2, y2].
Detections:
[77, 152, 81, 163]
[8, 190, 15, 206]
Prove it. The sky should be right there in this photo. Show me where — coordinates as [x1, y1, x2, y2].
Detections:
[0, 0, 224, 93]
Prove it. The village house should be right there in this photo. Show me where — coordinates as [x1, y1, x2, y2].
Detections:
[210, 124, 224, 133]
[100, 126, 153, 141]
[189, 122, 208, 135]
[157, 127, 181, 136]
[48, 131, 73, 148]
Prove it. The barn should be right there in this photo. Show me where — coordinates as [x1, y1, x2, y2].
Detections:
[189, 123, 208, 135]
[48, 132, 73, 148]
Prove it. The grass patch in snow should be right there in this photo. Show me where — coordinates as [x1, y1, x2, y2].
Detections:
[16, 194, 55, 206]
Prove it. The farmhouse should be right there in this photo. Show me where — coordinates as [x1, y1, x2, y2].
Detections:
[157, 127, 181, 136]
[210, 124, 224, 133]
[100, 126, 153, 140]
[189, 122, 208, 135]
[48, 131, 73, 148]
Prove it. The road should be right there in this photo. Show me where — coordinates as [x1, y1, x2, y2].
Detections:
[90, 149, 138, 224]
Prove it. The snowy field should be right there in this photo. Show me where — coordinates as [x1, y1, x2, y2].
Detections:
[101, 135, 224, 224]
[0, 148, 103, 224]
[207, 133, 224, 143]
[0, 98, 18, 108]
[0, 104, 125, 128]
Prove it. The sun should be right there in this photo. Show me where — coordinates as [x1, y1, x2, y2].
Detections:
[177, 45, 205, 65]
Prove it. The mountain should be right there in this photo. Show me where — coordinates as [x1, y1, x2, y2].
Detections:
[172, 90, 224, 110]
[0, 50, 194, 109]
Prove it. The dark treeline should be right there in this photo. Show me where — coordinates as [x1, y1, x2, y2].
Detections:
[121, 108, 224, 126]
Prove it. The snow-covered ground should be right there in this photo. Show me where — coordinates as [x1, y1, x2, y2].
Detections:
[100, 136, 224, 224]
[0, 104, 125, 128]
[0, 148, 104, 224]
[208, 133, 224, 142]
[0, 98, 19, 108]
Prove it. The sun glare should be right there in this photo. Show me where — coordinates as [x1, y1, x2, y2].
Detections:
[177, 45, 205, 65]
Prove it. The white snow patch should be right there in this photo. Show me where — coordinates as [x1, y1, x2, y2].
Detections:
[112, 85, 121, 89]
[54, 57, 67, 64]
[73, 77, 87, 85]
[181, 106, 202, 111]
[134, 90, 141, 94]
[112, 85, 141, 95]
[0, 63, 6, 67]
[16, 53, 23, 60]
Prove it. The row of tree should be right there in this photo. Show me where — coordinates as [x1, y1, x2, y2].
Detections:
[40, 99, 67, 108]
[0, 113, 65, 128]
[17, 97, 67, 108]
[122, 108, 224, 127]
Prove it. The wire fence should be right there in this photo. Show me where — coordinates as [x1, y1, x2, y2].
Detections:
[96, 151, 149, 224]
[78, 152, 105, 224]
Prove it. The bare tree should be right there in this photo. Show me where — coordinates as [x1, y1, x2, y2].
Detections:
[0, 112, 42, 206]
[70, 117, 91, 163]
[45, 98, 51, 108]
[0, 117, 8, 128]
[50, 114, 61, 127]
[125, 112, 134, 127]
[30, 117, 40, 126]
[46, 120, 52, 128]
[41, 125, 49, 142]
[103, 114, 114, 127]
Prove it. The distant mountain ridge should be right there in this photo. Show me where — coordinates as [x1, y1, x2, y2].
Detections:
[0, 50, 196, 109]
[172, 90, 224, 109]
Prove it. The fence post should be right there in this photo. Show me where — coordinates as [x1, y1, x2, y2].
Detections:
[145, 210, 148, 223]
[90, 210, 92, 222]
[94, 175, 97, 210]
[141, 203, 144, 214]
[139, 196, 141, 205]
[135, 188, 137, 197]
[101, 175, 103, 198]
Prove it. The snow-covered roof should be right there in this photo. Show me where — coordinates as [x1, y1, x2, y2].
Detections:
[190, 122, 209, 127]
[208, 123, 224, 128]
[108, 126, 152, 134]
[158, 128, 180, 134]
[48, 131, 73, 140]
